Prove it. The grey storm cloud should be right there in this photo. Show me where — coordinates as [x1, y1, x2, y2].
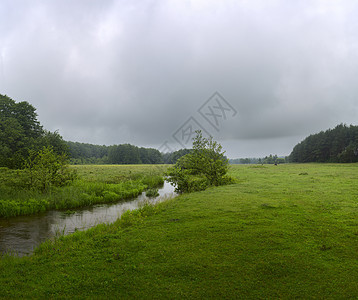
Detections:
[1, 0, 358, 157]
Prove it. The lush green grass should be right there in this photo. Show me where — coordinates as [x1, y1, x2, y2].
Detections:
[72, 164, 168, 183]
[0, 165, 167, 217]
[1, 163, 358, 298]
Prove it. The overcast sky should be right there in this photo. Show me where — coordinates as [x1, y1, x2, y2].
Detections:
[1, 0, 358, 158]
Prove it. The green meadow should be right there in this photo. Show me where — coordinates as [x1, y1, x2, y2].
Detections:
[1, 163, 358, 298]
[0, 165, 167, 217]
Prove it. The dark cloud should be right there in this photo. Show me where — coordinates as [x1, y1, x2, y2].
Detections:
[1, 0, 358, 157]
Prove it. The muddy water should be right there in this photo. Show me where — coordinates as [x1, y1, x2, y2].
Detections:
[0, 181, 176, 256]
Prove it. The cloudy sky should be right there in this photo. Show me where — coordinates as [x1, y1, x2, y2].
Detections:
[1, 0, 358, 158]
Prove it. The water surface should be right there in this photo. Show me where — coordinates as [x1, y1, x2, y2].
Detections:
[0, 181, 176, 256]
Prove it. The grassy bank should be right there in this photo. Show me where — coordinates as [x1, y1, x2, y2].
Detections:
[0, 165, 167, 217]
[1, 163, 358, 298]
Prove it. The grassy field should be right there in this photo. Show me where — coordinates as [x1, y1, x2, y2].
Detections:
[0, 165, 168, 217]
[1, 163, 358, 298]
[71, 164, 168, 183]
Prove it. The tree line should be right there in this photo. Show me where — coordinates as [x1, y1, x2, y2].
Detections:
[0, 94, 68, 169]
[0, 94, 191, 168]
[67, 141, 191, 165]
[229, 155, 288, 165]
[289, 124, 358, 163]
[8, 94, 356, 167]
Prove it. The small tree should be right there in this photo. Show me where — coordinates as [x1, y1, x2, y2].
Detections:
[25, 146, 77, 192]
[166, 131, 233, 193]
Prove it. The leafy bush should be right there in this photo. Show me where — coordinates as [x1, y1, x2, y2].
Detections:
[0, 167, 30, 190]
[166, 130, 234, 193]
[24, 146, 77, 192]
[146, 188, 159, 198]
[186, 175, 210, 192]
[103, 191, 120, 202]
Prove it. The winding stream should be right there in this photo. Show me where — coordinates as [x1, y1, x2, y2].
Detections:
[0, 181, 176, 256]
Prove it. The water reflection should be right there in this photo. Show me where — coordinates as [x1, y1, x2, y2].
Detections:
[0, 181, 176, 256]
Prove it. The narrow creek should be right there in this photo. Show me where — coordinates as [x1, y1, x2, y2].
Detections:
[0, 181, 176, 257]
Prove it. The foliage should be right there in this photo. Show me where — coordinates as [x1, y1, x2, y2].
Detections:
[39, 130, 69, 155]
[108, 144, 164, 164]
[108, 144, 141, 164]
[162, 148, 192, 164]
[261, 154, 286, 164]
[166, 131, 232, 192]
[67, 141, 164, 165]
[230, 155, 288, 164]
[165, 156, 209, 193]
[24, 146, 77, 193]
[66, 141, 109, 164]
[139, 147, 163, 164]
[145, 188, 159, 198]
[0, 94, 68, 168]
[66, 141, 198, 166]
[289, 123, 358, 163]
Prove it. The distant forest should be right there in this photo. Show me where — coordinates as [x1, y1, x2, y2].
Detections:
[229, 155, 288, 165]
[289, 124, 358, 163]
[2, 94, 357, 167]
[66, 141, 191, 165]
[0, 94, 190, 168]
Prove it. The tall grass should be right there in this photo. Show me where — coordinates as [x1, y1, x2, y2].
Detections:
[0, 165, 167, 217]
[0, 198, 49, 217]
[49, 180, 147, 210]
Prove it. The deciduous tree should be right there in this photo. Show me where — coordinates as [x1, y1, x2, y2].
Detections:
[166, 130, 233, 193]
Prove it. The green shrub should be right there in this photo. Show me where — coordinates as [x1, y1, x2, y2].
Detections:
[24, 146, 77, 192]
[0, 168, 29, 189]
[186, 175, 210, 192]
[217, 174, 237, 185]
[103, 191, 119, 202]
[166, 130, 231, 193]
[146, 188, 159, 198]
